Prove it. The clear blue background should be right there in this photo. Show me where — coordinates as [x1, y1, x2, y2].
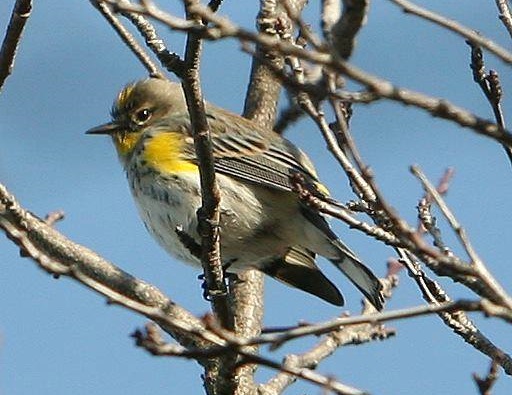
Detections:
[1, 1, 511, 394]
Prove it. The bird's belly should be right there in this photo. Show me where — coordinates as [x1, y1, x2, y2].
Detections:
[128, 170, 291, 270]
[130, 171, 202, 266]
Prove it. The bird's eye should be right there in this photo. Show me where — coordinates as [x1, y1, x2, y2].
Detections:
[134, 108, 152, 124]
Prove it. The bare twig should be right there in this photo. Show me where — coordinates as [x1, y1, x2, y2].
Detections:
[133, 318, 369, 395]
[396, 250, 512, 376]
[0, 0, 32, 90]
[495, 0, 512, 39]
[108, 1, 512, 147]
[259, 272, 397, 394]
[182, 2, 236, 393]
[473, 361, 500, 395]
[252, 299, 510, 346]
[416, 168, 455, 251]
[467, 41, 511, 166]
[44, 210, 65, 226]
[91, 0, 162, 76]
[0, 183, 221, 353]
[411, 165, 512, 310]
[389, 0, 512, 65]
[106, 0, 194, 30]
[332, 59, 512, 146]
[297, 98, 377, 202]
[120, 9, 184, 77]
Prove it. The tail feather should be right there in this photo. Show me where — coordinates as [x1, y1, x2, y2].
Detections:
[300, 204, 384, 309]
[330, 240, 384, 310]
[262, 246, 345, 306]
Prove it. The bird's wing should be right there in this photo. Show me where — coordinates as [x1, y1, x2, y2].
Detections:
[176, 106, 327, 194]
[210, 129, 328, 195]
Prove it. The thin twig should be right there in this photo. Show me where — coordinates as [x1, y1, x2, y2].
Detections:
[250, 299, 510, 346]
[133, 318, 369, 395]
[495, 0, 512, 39]
[0, 0, 32, 90]
[119, 9, 184, 77]
[108, 1, 512, 147]
[416, 168, 455, 252]
[473, 361, 500, 395]
[467, 41, 512, 166]
[259, 272, 397, 394]
[91, 0, 161, 76]
[389, 0, 512, 65]
[411, 165, 512, 310]
[396, 250, 512, 376]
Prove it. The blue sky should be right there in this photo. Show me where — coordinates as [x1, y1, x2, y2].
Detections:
[1, 1, 511, 394]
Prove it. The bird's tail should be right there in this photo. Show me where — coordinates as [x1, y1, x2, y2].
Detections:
[261, 246, 345, 306]
[299, 205, 384, 309]
[329, 239, 384, 310]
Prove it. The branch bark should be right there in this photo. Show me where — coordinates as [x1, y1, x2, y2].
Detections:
[0, 0, 32, 90]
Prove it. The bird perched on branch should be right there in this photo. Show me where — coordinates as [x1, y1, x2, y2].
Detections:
[87, 77, 384, 310]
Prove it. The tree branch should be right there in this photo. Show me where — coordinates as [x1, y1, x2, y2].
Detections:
[330, 0, 369, 59]
[0, 0, 32, 90]
[182, 0, 231, 331]
[389, 0, 512, 66]
[495, 0, 512, 40]
[466, 40, 511, 166]
[91, 0, 162, 76]
[0, 183, 220, 352]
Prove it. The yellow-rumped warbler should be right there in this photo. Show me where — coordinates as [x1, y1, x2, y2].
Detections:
[87, 77, 383, 309]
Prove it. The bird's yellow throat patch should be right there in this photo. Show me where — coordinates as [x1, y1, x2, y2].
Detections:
[113, 133, 140, 157]
[142, 132, 198, 174]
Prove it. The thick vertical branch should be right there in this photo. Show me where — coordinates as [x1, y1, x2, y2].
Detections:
[235, 1, 306, 393]
[243, 0, 307, 124]
[181, 5, 236, 395]
[242, 0, 282, 124]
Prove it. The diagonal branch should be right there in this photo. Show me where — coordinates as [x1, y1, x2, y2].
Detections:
[92, 0, 162, 76]
[0, 0, 32, 90]
[0, 182, 219, 353]
[389, 0, 512, 66]
[107, 1, 512, 148]
[411, 166, 512, 310]
[120, 9, 185, 76]
[495, 0, 512, 39]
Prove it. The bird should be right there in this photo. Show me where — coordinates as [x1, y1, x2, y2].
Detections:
[87, 77, 384, 310]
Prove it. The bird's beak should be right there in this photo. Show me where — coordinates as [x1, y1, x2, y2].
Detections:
[86, 122, 122, 135]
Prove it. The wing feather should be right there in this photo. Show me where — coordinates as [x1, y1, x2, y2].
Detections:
[212, 134, 325, 193]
